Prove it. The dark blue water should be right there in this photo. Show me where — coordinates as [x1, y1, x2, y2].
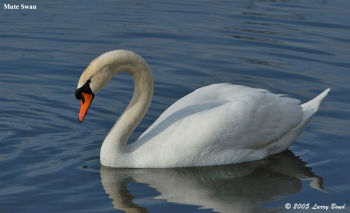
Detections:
[1, 0, 350, 212]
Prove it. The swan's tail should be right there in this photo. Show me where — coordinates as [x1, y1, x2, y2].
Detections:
[267, 88, 330, 156]
[301, 88, 330, 121]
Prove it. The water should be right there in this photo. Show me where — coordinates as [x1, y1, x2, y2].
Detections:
[1, 0, 350, 212]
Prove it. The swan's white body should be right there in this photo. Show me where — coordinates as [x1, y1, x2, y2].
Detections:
[76, 50, 330, 168]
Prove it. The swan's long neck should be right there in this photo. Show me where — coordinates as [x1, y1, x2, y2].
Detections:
[100, 53, 153, 166]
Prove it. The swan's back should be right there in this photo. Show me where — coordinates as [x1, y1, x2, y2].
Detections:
[132, 84, 305, 167]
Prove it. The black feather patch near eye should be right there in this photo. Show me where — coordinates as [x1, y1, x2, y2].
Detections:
[75, 89, 82, 100]
[75, 79, 93, 100]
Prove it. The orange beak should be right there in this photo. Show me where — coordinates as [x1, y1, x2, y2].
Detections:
[79, 92, 94, 122]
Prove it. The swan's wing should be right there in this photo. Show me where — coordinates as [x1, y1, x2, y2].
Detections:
[139, 83, 233, 137]
[138, 84, 303, 150]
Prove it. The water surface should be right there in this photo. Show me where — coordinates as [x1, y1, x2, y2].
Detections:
[1, 0, 350, 212]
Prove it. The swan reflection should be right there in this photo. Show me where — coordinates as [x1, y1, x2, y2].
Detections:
[100, 151, 324, 213]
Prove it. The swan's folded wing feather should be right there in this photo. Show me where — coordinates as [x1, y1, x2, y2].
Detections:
[203, 93, 303, 149]
[139, 83, 232, 138]
[138, 84, 303, 150]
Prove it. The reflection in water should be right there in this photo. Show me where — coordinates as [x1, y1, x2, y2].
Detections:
[100, 151, 324, 213]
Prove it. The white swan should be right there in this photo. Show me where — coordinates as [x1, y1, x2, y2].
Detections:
[75, 50, 330, 168]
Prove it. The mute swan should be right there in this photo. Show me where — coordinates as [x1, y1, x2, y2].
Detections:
[75, 50, 330, 168]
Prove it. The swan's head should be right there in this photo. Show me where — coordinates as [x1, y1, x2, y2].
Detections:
[75, 50, 152, 122]
[75, 51, 117, 122]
